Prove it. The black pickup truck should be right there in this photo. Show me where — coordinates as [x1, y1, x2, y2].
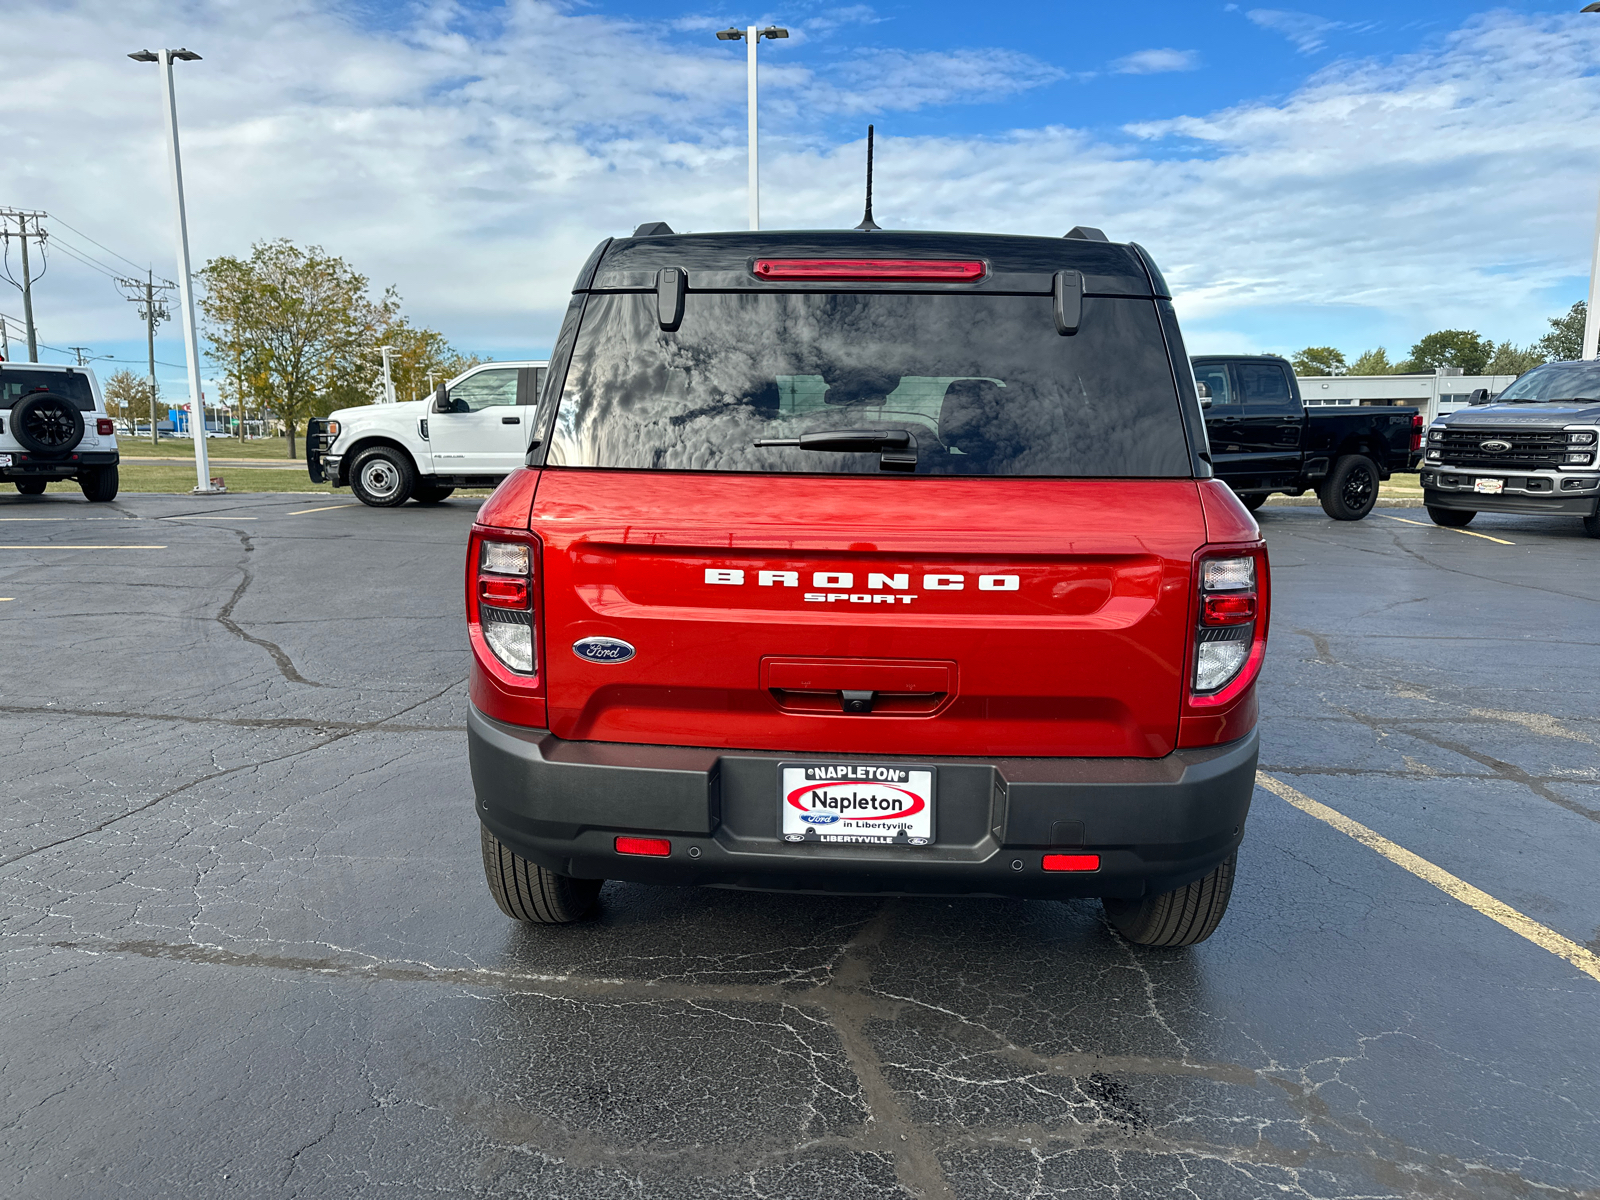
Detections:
[1191, 355, 1421, 519]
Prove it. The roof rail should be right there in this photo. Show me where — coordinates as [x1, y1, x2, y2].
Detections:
[1064, 226, 1108, 241]
[632, 222, 675, 237]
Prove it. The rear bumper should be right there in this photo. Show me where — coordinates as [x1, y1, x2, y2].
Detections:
[469, 707, 1258, 899]
[0, 450, 119, 476]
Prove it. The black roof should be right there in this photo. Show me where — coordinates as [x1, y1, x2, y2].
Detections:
[576, 229, 1167, 298]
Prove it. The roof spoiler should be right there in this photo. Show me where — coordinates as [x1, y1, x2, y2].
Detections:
[633, 222, 675, 237]
[1064, 226, 1108, 241]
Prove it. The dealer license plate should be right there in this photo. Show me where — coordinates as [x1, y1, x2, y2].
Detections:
[779, 762, 935, 846]
[1474, 478, 1505, 494]
[0, 454, 11, 467]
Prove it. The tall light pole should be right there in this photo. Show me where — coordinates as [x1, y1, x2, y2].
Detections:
[1582, 5, 1600, 358]
[129, 47, 220, 493]
[716, 25, 788, 231]
[377, 345, 397, 404]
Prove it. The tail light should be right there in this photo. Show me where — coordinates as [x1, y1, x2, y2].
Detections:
[1191, 550, 1268, 699]
[1410, 411, 1423, 452]
[752, 259, 987, 282]
[473, 535, 537, 675]
[96, 418, 115, 436]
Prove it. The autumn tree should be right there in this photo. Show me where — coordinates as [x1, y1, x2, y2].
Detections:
[199, 240, 398, 458]
[101, 369, 166, 430]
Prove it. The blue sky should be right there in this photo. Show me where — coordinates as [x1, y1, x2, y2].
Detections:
[6, 1, 1600, 401]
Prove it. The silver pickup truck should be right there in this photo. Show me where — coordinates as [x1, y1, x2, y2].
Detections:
[1419, 359, 1600, 537]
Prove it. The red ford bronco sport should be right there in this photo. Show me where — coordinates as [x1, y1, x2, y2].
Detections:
[465, 224, 1268, 947]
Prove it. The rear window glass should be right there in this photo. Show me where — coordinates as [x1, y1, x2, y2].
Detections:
[0, 369, 95, 411]
[547, 292, 1190, 478]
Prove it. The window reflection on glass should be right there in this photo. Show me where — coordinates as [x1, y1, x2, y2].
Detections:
[549, 292, 1190, 478]
[1194, 366, 1234, 409]
[1236, 363, 1296, 416]
[448, 369, 519, 412]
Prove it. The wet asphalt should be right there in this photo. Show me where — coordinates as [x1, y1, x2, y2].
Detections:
[1, 489, 1597, 1199]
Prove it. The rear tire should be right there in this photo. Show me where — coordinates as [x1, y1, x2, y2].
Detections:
[411, 484, 455, 505]
[14, 479, 47, 496]
[1103, 851, 1236, 947]
[1319, 455, 1379, 520]
[349, 447, 415, 507]
[78, 465, 119, 502]
[481, 827, 602, 924]
[1239, 493, 1267, 512]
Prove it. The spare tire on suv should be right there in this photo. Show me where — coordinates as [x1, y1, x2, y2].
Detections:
[10, 391, 85, 458]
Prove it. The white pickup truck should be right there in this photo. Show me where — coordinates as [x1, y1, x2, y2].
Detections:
[308, 360, 547, 506]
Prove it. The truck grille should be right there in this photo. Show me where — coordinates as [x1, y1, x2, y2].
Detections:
[1437, 427, 1568, 469]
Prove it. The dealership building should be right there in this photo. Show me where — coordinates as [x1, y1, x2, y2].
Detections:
[1296, 368, 1521, 424]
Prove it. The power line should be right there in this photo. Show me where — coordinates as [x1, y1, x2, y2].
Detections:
[47, 213, 151, 274]
[48, 237, 124, 281]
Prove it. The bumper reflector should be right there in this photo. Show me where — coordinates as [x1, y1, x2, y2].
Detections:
[1042, 853, 1100, 872]
[616, 836, 671, 857]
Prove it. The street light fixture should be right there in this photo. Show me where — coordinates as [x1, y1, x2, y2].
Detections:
[715, 25, 789, 231]
[128, 47, 220, 492]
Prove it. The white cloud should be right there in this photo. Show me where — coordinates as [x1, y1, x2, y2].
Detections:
[4, 3, 1600, 368]
[1244, 8, 1356, 54]
[1112, 48, 1201, 75]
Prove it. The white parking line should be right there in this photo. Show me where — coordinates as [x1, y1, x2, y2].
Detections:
[0, 545, 166, 550]
[1257, 772, 1600, 984]
[287, 504, 357, 515]
[1382, 514, 1514, 545]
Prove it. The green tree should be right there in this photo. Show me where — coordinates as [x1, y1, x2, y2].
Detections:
[1349, 347, 1398, 375]
[376, 320, 485, 404]
[1408, 329, 1491, 375]
[101, 369, 166, 430]
[198, 239, 398, 458]
[1536, 301, 1585, 362]
[1485, 341, 1544, 376]
[1291, 346, 1347, 376]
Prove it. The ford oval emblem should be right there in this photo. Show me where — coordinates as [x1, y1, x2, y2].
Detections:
[801, 812, 840, 825]
[1479, 439, 1512, 453]
[572, 636, 636, 664]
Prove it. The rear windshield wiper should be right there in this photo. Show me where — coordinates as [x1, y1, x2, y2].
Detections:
[753, 428, 918, 472]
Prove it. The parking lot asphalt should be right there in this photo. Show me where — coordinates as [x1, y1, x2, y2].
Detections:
[1, 489, 1597, 1200]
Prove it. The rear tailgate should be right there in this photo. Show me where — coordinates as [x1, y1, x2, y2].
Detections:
[533, 470, 1204, 758]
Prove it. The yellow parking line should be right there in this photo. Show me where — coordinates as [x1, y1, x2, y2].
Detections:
[0, 545, 166, 550]
[1257, 772, 1600, 984]
[287, 504, 357, 515]
[157, 515, 258, 520]
[1382, 514, 1514, 545]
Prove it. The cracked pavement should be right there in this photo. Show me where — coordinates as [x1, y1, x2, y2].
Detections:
[1, 492, 1598, 1198]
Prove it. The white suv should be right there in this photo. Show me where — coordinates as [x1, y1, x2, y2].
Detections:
[308, 361, 547, 507]
[0, 363, 120, 501]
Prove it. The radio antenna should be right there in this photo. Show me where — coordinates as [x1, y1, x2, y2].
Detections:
[854, 125, 881, 231]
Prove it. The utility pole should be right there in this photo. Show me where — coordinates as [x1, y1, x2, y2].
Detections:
[117, 270, 174, 445]
[69, 346, 91, 366]
[715, 25, 788, 231]
[0, 208, 48, 362]
[1, 315, 10, 360]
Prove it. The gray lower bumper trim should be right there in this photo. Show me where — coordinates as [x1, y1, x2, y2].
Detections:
[469, 708, 1259, 898]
